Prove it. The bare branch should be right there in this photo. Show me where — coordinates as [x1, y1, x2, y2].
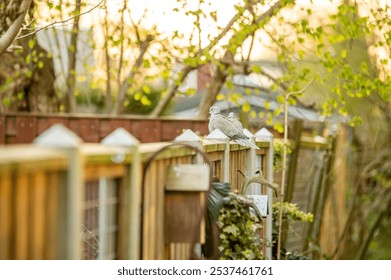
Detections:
[16, 0, 104, 40]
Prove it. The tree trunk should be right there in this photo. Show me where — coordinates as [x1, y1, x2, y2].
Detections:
[198, 65, 227, 119]
[197, 1, 285, 119]
[103, 0, 112, 113]
[65, 0, 81, 113]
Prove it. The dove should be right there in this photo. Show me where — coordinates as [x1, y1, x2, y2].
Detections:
[228, 112, 243, 131]
[208, 106, 259, 149]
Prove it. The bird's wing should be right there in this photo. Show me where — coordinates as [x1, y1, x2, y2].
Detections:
[234, 138, 260, 150]
[211, 115, 243, 138]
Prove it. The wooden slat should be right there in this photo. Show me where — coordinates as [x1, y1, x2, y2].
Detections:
[142, 162, 156, 259]
[30, 171, 46, 259]
[155, 159, 165, 259]
[116, 177, 126, 260]
[45, 172, 60, 259]
[15, 172, 29, 259]
[0, 170, 12, 259]
[84, 165, 126, 180]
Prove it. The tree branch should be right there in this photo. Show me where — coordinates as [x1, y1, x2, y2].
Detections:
[0, 0, 33, 54]
[197, 1, 292, 118]
[112, 35, 155, 114]
[150, 1, 253, 117]
[16, 0, 104, 40]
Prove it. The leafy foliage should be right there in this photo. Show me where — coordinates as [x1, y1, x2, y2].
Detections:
[272, 202, 313, 259]
[272, 202, 313, 224]
[217, 193, 263, 260]
[273, 140, 292, 171]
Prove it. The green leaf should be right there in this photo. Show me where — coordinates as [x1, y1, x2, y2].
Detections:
[223, 225, 239, 237]
[185, 88, 196, 95]
[141, 96, 151, 106]
[276, 95, 285, 104]
[28, 39, 35, 49]
[142, 85, 151, 94]
[264, 101, 271, 110]
[273, 122, 284, 133]
[226, 80, 234, 90]
[2, 97, 10, 107]
[242, 102, 251, 113]
[216, 93, 225, 101]
[341, 49, 347, 58]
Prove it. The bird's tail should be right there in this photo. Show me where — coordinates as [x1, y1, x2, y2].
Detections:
[235, 138, 260, 149]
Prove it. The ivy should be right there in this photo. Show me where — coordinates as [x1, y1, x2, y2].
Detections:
[217, 193, 263, 260]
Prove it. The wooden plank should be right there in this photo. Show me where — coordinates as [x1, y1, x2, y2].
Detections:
[165, 191, 202, 244]
[0, 170, 12, 259]
[142, 162, 156, 259]
[15, 172, 29, 259]
[155, 159, 166, 259]
[45, 172, 60, 259]
[116, 177, 126, 260]
[85, 165, 126, 181]
[0, 146, 68, 172]
[30, 171, 46, 259]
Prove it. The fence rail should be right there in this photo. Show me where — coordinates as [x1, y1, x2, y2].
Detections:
[0, 125, 273, 260]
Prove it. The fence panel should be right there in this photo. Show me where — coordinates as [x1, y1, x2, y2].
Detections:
[0, 127, 272, 260]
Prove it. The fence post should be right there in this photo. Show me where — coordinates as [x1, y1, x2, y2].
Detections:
[34, 124, 84, 260]
[206, 129, 230, 183]
[255, 128, 274, 260]
[243, 128, 257, 193]
[174, 129, 203, 164]
[101, 128, 141, 260]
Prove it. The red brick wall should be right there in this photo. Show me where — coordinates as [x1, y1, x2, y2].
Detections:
[0, 113, 209, 144]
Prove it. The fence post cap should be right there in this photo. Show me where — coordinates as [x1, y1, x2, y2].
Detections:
[174, 129, 202, 142]
[243, 128, 254, 138]
[101, 127, 140, 146]
[255, 127, 273, 139]
[206, 129, 229, 140]
[34, 124, 83, 147]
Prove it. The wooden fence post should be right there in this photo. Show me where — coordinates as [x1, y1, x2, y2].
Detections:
[243, 128, 257, 192]
[255, 128, 274, 260]
[174, 129, 203, 164]
[101, 128, 141, 260]
[34, 124, 84, 260]
[206, 129, 230, 183]
[174, 129, 206, 258]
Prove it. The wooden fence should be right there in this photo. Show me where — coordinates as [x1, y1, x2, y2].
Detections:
[0, 124, 274, 260]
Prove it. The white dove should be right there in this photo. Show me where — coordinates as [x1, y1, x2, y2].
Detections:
[208, 106, 259, 149]
[228, 112, 243, 131]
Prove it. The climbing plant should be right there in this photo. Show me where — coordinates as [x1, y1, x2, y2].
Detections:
[217, 193, 263, 260]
